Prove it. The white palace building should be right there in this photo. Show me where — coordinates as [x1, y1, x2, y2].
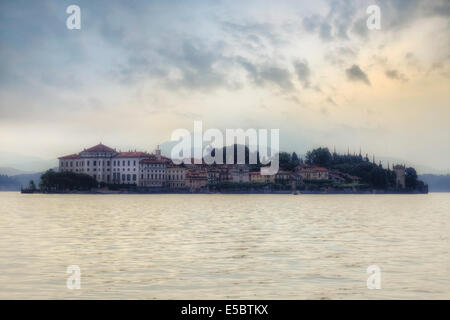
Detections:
[58, 143, 173, 187]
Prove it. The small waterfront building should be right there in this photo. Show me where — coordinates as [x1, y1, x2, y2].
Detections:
[140, 158, 168, 187]
[298, 166, 329, 181]
[166, 165, 186, 189]
[185, 169, 208, 190]
[275, 170, 292, 185]
[229, 164, 250, 183]
[249, 171, 275, 183]
[206, 167, 221, 185]
[112, 151, 152, 185]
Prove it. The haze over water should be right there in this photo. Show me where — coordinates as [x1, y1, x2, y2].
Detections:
[0, 192, 448, 299]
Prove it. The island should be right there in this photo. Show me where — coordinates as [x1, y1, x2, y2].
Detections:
[19, 143, 427, 194]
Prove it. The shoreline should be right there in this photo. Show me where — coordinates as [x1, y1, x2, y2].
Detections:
[18, 189, 429, 195]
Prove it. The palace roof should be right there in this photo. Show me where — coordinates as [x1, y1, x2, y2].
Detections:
[115, 152, 152, 158]
[58, 154, 81, 160]
[84, 143, 116, 153]
[140, 158, 168, 164]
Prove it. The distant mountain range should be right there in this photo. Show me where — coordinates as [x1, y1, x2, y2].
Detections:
[0, 167, 33, 176]
[419, 174, 450, 192]
[0, 172, 45, 191]
[0, 151, 57, 173]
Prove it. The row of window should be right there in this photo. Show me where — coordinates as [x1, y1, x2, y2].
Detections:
[113, 160, 136, 166]
[61, 160, 111, 167]
[140, 174, 165, 180]
[112, 173, 137, 181]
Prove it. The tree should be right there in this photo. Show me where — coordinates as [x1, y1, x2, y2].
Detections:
[405, 167, 418, 189]
[39, 169, 97, 191]
[305, 147, 332, 167]
[28, 180, 36, 191]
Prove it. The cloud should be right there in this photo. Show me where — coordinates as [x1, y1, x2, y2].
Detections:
[324, 46, 358, 66]
[302, 0, 356, 41]
[319, 23, 333, 41]
[257, 66, 294, 90]
[327, 97, 338, 106]
[236, 57, 293, 91]
[294, 60, 311, 88]
[302, 0, 450, 43]
[385, 69, 408, 82]
[346, 64, 371, 85]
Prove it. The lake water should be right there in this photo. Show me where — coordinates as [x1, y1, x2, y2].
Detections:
[0, 192, 449, 299]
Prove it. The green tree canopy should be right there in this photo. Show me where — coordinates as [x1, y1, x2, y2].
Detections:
[305, 147, 332, 167]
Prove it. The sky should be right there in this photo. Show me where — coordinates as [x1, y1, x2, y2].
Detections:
[0, 0, 449, 173]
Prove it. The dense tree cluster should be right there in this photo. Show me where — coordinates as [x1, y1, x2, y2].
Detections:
[305, 147, 424, 190]
[39, 169, 97, 191]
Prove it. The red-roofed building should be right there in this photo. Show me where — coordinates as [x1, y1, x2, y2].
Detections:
[139, 157, 168, 187]
[166, 165, 186, 189]
[297, 167, 329, 180]
[185, 168, 208, 191]
[111, 151, 155, 185]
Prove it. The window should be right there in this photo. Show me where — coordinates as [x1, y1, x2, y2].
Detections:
[87, 161, 90, 166]
[122, 174, 125, 181]
[133, 174, 136, 181]
[123, 161, 125, 166]
[127, 174, 131, 181]
[128, 160, 130, 166]
[133, 160, 136, 166]
[93, 161, 97, 166]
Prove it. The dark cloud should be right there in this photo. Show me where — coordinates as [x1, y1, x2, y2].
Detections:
[302, 0, 356, 41]
[351, 17, 369, 39]
[235, 57, 293, 91]
[302, 15, 321, 33]
[258, 66, 293, 90]
[161, 41, 232, 91]
[346, 65, 371, 85]
[319, 23, 333, 41]
[294, 60, 311, 88]
[385, 69, 408, 82]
